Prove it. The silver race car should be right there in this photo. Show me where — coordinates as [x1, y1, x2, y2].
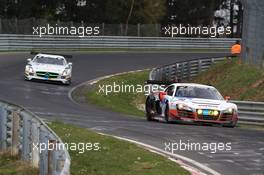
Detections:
[24, 53, 72, 85]
[146, 82, 238, 127]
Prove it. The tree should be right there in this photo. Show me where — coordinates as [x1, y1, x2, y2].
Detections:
[0, 0, 166, 24]
[164, 0, 224, 26]
[103, 0, 166, 24]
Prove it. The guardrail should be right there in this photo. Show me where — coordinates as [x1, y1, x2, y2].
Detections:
[0, 100, 71, 175]
[231, 100, 264, 124]
[0, 34, 239, 51]
[150, 56, 226, 82]
[150, 57, 264, 124]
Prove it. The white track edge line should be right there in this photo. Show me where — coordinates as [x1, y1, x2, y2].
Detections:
[68, 70, 221, 175]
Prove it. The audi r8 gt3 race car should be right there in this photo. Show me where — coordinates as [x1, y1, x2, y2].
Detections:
[24, 52, 72, 85]
[145, 82, 238, 127]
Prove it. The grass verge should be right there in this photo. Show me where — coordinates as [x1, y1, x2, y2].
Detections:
[191, 58, 264, 101]
[237, 123, 264, 131]
[86, 70, 149, 117]
[0, 152, 38, 175]
[49, 122, 190, 175]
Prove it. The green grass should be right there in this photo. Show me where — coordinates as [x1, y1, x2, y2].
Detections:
[86, 70, 149, 117]
[237, 123, 264, 131]
[191, 58, 264, 101]
[0, 152, 38, 175]
[49, 122, 190, 175]
[85, 59, 264, 120]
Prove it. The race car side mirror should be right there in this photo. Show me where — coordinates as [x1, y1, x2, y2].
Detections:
[27, 58, 32, 62]
[68, 62, 73, 66]
[225, 96, 231, 101]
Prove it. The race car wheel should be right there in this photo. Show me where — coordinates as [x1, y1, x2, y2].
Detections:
[164, 104, 170, 123]
[24, 75, 29, 81]
[223, 121, 237, 128]
[64, 79, 71, 85]
[146, 97, 155, 121]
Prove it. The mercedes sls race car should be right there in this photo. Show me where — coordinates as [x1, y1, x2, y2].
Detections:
[24, 52, 72, 85]
[145, 82, 238, 127]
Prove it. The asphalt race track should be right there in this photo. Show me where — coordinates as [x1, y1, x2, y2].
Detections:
[0, 52, 263, 175]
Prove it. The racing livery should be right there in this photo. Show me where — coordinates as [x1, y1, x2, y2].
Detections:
[146, 83, 238, 127]
[24, 53, 72, 85]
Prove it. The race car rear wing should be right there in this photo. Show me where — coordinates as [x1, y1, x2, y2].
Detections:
[145, 80, 177, 85]
[30, 51, 73, 58]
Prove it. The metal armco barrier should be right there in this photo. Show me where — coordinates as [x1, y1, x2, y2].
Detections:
[0, 34, 239, 51]
[150, 57, 264, 124]
[0, 100, 71, 175]
[231, 101, 264, 124]
[150, 57, 226, 82]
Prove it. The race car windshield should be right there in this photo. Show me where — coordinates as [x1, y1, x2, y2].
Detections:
[175, 86, 224, 100]
[34, 56, 65, 65]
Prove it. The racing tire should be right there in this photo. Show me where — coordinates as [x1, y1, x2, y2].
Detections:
[24, 75, 29, 81]
[64, 79, 71, 85]
[164, 104, 170, 123]
[223, 121, 237, 128]
[146, 97, 155, 121]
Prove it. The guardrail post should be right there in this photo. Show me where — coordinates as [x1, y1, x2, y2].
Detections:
[48, 140, 56, 175]
[56, 151, 65, 174]
[170, 64, 175, 82]
[0, 105, 7, 150]
[20, 111, 32, 161]
[32, 120, 40, 168]
[168, 66, 172, 81]
[161, 68, 165, 81]
[198, 59, 202, 73]
[11, 111, 20, 156]
[180, 63, 184, 82]
[211, 58, 215, 64]
[39, 125, 49, 175]
[173, 64, 177, 82]
[157, 69, 162, 81]
[187, 61, 191, 80]
[166, 66, 170, 81]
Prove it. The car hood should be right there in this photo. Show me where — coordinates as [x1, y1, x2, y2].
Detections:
[32, 63, 65, 74]
[172, 98, 237, 110]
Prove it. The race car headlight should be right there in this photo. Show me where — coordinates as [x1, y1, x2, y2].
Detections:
[62, 69, 70, 76]
[213, 110, 219, 116]
[197, 109, 203, 115]
[178, 104, 184, 109]
[223, 108, 234, 114]
[25, 65, 34, 74]
[177, 104, 192, 111]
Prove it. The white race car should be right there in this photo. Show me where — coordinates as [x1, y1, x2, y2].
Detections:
[24, 53, 72, 85]
[146, 82, 238, 127]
